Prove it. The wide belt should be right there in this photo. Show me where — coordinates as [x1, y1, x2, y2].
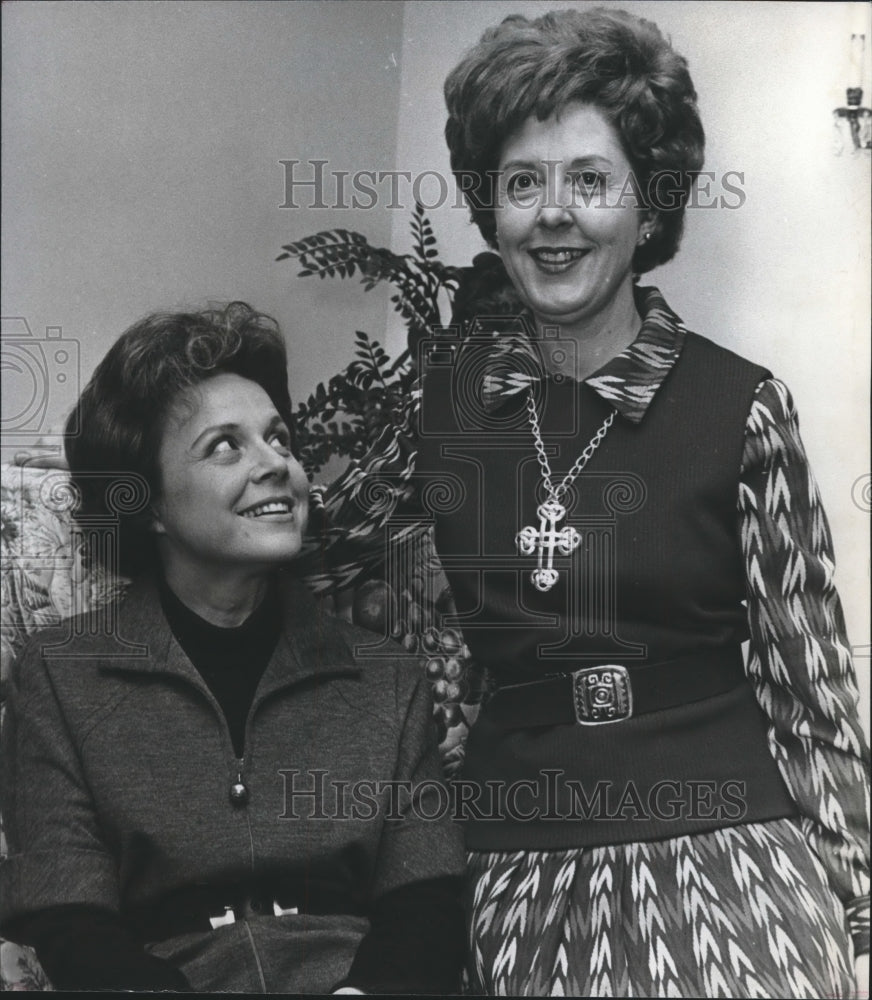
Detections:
[126, 879, 364, 942]
[486, 646, 746, 729]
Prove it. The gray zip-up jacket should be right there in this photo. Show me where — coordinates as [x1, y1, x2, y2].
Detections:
[0, 572, 465, 992]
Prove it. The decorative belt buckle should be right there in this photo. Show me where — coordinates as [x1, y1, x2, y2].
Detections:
[209, 906, 236, 929]
[207, 896, 297, 929]
[572, 665, 632, 724]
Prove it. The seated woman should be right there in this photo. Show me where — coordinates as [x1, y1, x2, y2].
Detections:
[0, 302, 466, 993]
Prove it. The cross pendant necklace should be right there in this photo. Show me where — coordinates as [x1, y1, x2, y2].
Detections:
[515, 390, 616, 592]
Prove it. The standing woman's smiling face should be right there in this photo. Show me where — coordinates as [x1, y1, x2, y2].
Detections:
[152, 372, 309, 579]
[495, 101, 647, 335]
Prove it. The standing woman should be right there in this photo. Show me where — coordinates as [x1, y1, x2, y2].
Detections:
[318, 7, 869, 997]
[0, 303, 466, 993]
[440, 9, 870, 996]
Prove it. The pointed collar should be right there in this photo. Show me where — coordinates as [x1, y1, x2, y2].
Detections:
[102, 572, 360, 697]
[479, 285, 687, 425]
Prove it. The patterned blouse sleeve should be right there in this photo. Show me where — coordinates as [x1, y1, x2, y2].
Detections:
[738, 376, 870, 956]
[300, 377, 427, 596]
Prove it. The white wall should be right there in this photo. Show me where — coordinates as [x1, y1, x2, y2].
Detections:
[1, 0, 404, 444]
[391, 0, 871, 727]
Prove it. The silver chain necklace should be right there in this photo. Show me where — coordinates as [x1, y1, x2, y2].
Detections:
[516, 390, 616, 592]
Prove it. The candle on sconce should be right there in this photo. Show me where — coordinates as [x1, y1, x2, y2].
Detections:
[833, 11, 871, 153]
[849, 32, 864, 91]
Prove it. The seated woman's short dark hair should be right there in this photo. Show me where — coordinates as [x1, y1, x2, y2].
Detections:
[443, 6, 705, 272]
[64, 302, 294, 576]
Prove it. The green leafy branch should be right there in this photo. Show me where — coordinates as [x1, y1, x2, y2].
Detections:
[291, 331, 416, 476]
[278, 207, 490, 750]
[278, 202, 460, 353]
[278, 204, 460, 476]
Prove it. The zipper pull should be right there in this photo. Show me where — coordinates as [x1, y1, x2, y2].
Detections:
[229, 759, 249, 808]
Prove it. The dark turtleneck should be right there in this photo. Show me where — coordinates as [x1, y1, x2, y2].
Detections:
[158, 576, 282, 757]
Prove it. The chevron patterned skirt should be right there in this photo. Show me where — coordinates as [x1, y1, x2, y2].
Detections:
[465, 817, 855, 998]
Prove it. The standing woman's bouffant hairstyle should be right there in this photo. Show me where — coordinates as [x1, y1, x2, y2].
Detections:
[444, 6, 705, 273]
[64, 302, 294, 576]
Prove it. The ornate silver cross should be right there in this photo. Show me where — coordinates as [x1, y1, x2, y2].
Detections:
[515, 498, 581, 592]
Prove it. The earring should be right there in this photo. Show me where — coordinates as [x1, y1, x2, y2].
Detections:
[643, 231, 651, 241]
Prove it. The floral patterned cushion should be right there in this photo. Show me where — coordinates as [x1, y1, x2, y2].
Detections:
[2, 466, 131, 990]
[1, 466, 129, 689]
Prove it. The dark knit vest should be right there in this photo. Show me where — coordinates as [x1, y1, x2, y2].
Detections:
[417, 331, 796, 848]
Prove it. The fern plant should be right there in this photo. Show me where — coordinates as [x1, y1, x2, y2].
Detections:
[289, 331, 414, 476]
[277, 204, 461, 476]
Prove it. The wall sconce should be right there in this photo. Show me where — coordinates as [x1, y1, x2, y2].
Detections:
[834, 31, 872, 154]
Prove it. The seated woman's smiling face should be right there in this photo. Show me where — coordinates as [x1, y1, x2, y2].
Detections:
[152, 372, 310, 576]
[495, 101, 647, 333]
